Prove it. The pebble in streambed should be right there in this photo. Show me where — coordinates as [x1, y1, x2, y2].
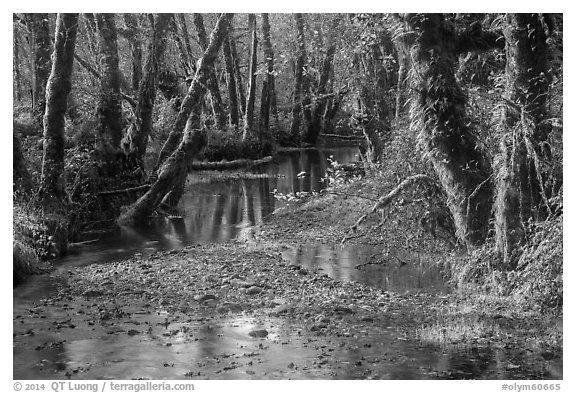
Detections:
[249, 329, 269, 338]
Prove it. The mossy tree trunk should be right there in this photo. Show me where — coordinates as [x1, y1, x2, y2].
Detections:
[193, 13, 227, 130]
[94, 13, 123, 162]
[40, 13, 78, 209]
[39, 13, 78, 255]
[243, 14, 258, 140]
[495, 14, 554, 266]
[405, 13, 494, 247]
[123, 13, 172, 166]
[25, 13, 52, 127]
[119, 14, 232, 225]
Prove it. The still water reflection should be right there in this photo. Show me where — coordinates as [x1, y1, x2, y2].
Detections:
[282, 244, 447, 293]
[60, 148, 359, 267]
[13, 147, 563, 380]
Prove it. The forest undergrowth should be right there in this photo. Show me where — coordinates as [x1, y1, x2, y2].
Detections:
[258, 122, 562, 350]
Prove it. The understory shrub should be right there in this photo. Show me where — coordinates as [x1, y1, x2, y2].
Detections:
[13, 202, 54, 285]
[447, 213, 563, 314]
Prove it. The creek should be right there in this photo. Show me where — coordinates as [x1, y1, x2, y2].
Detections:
[13, 147, 562, 380]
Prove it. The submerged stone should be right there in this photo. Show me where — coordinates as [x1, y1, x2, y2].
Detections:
[248, 329, 269, 338]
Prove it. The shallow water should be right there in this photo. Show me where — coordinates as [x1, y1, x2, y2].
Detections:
[55, 148, 360, 268]
[13, 147, 562, 380]
[282, 244, 448, 294]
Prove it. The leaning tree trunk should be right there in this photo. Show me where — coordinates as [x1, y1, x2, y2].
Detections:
[94, 13, 123, 161]
[123, 13, 172, 166]
[156, 14, 233, 168]
[193, 13, 227, 130]
[39, 13, 78, 255]
[405, 13, 493, 247]
[160, 109, 202, 210]
[119, 124, 207, 225]
[494, 13, 553, 266]
[119, 14, 233, 225]
[243, 14, 258, 140]
[25, 13, 52, 127]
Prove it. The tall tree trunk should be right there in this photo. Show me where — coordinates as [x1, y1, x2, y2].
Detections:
[243, 14, 258, 140]
[122, 14, 143, 92]
[229, 24, 247, 116]
[39, 13, 78, 255]
[94, 13, 123, 161]
[25, 13, 51, 127]
[289, 13, 306, 142]
[193, 13, 227, 130]
[261, 13, 277, 123]
[405, 13, 492, 247]
[40, 13, 78, 209]
[495, 13, 553, 266]
[123, 13, 172, 166]
[302, 16, 339, 145]
[13, 22, 23, 102]
[120, 14, 233, 225]
[223, 33, 240, 127]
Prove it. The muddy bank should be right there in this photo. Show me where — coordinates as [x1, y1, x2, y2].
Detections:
[14, 240, 561, 379]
